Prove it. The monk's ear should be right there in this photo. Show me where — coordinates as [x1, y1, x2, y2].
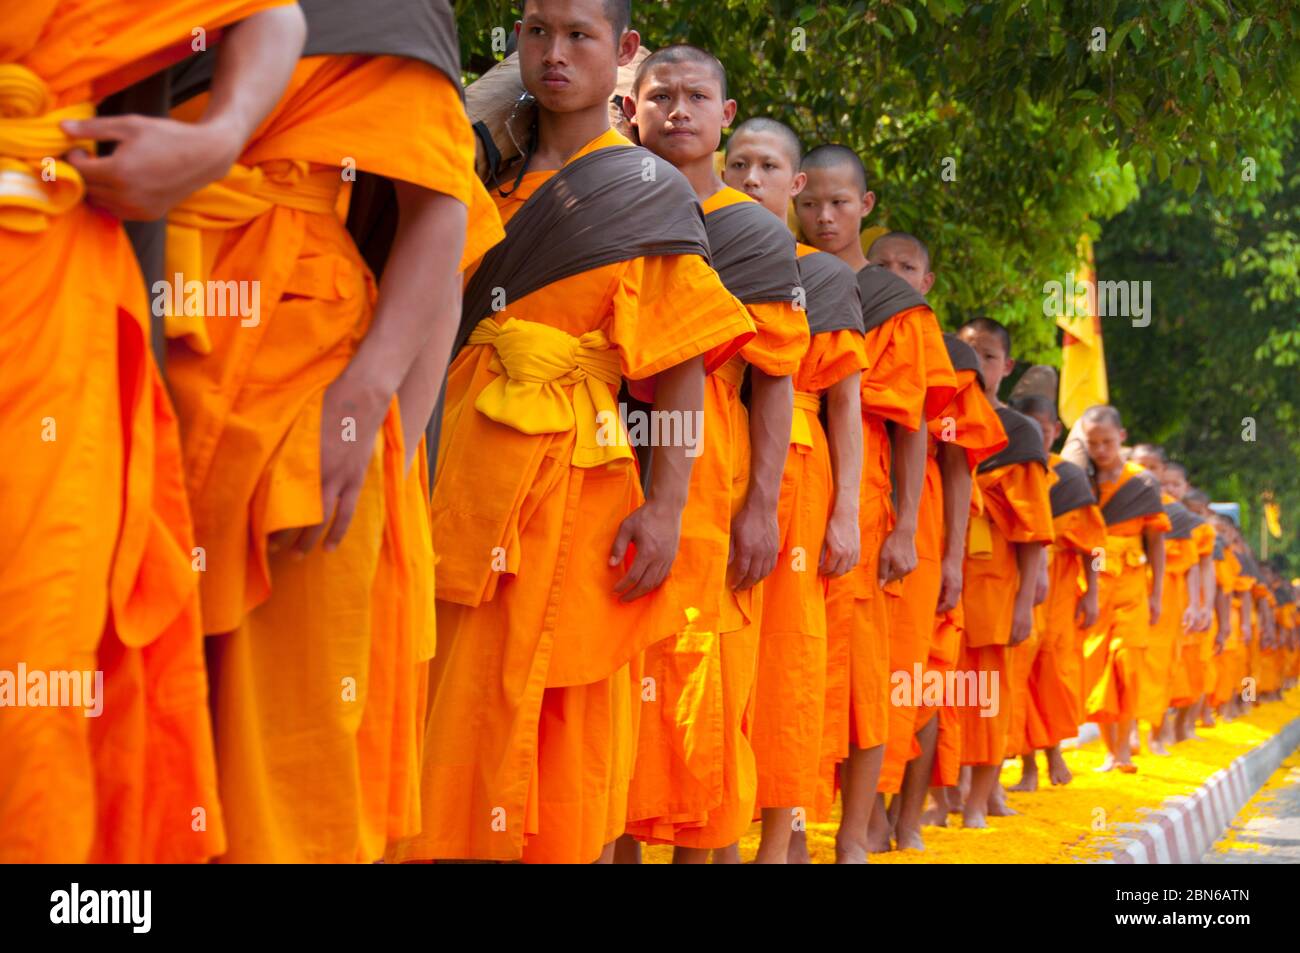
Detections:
[622, 94, 638, 124]
[721, 98, 738, 128]
[1119, 427, 1128, 444]
[618, 29, 641, 67]
[791, 171, 807, 196]
[861, 190, 876, 220]
[1002, 356, 1016, 381]
[920, 271, 935, 295]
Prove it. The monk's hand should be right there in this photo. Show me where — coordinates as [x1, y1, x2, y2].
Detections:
[1077, 588, 1099, 629]
[1148, 591, 1163, 627]
[62, 115, 241, 221]
[1182, 605, 1197, 633]
[611, 497, 683, 602]
[729, 499, 779, 591]
[1009, 601, 1033, 646]
[935, 553, 963, 613]
[877, 525, 917, 588]
[819, 507, 860, 579]
[271, 372, 390, 557]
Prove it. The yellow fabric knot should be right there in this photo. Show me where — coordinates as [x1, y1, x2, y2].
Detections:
[468, 317, 633, 468]
[1102, 532, 1147, 577]
[0, 65, 93, 232]
[164, 159, 343, 352]
[791, 390, 821, 452]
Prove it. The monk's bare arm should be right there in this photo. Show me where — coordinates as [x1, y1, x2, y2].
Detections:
[730, 370, 793, 590]
[65, 4, 308, 219]
[1184, 561, 1201, 633]
[1198, 555, 1217, 631]
[879, 422, 926, 587]
[1011, 541, 1044, 646]
[1145, 526, 1166, 625]
[935, 442, 971, 612]
[1078, 559, 1100, 628]
[286, 185, 467, 554]
[611, 355, 706, 602]
[820, 372, 862, 577]
[1215, 589, 1231, 651]
[396, 283, 462, 469]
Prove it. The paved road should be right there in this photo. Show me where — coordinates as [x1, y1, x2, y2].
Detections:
[1204, 765, 1300, 863]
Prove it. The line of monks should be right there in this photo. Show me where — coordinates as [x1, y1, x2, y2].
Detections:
[4, 0, 1297, 865]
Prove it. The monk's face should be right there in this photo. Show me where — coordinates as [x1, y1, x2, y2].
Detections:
[518, 0, 638, 114]
[868, 238, 934, 295]
[630, 62, 735, 167]
[1132, 449, 1165, 478]
[1162, 469, 1189, 500]
[796, 164, 874, 257]
[1080, 418, 1126, 471]
[723, 130, 804, 219]
[957, 327, 1012, 402]
[1026, 411, 1060, 457]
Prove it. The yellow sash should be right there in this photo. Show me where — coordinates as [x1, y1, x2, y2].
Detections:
[467, 317, 633, 468]
[165, 159, 344, 352]
[791, 389, 820, 452]
[967, 511, 994, 559]
[0, 65, 93, 233]
[1102, 532, 1146, 577]
[715, 353, 746, 390]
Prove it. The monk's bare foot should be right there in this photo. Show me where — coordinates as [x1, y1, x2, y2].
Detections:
[1097, 753, 1117, 773]
[920, 805, 948, 827]
[1007, 757, 1039, 792]
[986, 784, 1018, 817]
[1148, 738, 1169, 756]
[962, 805, 988, 829]
[834, 833, 869, 865]
[866, 806, 894, 853]
[786, 831, 812, 865]
[894, 825, 925, 851]
[1129, 727, 1141, 752]
[1046, 747, 1073, 786]
[1200, 710, 1216, 728]
[1116, 760, 1138, 774]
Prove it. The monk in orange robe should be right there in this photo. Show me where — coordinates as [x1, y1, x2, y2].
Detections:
[394, 5, 755, 866]
[0, 0, 306, 863]
[1208, 517, 1249, 718]
[617, 49, 806, 864]
[797, 146, 952, 861]
[954, 318, 1053, 827]
[1185, 489, 1224, 726]
[1063, 406, 1170, 773]
[164, 1, 507, 862]
[1161, 466, 1216, 740]
[1005, 394, 1103, 792]
[862, 232, 973, 852]
[722, 118, 866, 863]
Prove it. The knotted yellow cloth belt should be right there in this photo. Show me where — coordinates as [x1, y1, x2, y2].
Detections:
[165, 159, 343, 352]
[791, 389, 821, 452]
[468, 317, 633, 468]
[0, 65, 93, 233]
[1101, 532, 1147, 577]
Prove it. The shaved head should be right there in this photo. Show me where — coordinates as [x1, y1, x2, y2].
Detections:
[633, 43, 726, 98]
[1010, 393, 1058, 421]
[801, 144, 867, 192]
[728, 117, 802, 169]
[1185, 488, 1210, 507]
[1081, 404, 1123, 429]
[868, 231, 931, 270]
[1164, 461, 1187, 479]
[1132, 443, 1165, 463]
[604, 0, 631, 36]
[959, 316, 1012, 358]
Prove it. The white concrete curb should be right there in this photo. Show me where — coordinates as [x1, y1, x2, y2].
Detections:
[1096, 715, 1300, 864]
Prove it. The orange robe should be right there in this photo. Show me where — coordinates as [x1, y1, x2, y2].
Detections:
[0, 0, 292, 865]
[1010, 458, 1106, 755]
[627, 187, 807, 849]
[752, 244, 866, 816]
[393, 129, 755, 864]
[1210, 549, 1245, 707]
[1083, 463, 1171, 724]
[958, 460, 1053, 766]
[820, 293, 952, 812]
[165, 54, 502, 862]
[1141, 517, 1200, 723]
[923, 375, 1007, 788]
[1170, 521, 1216, 707]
